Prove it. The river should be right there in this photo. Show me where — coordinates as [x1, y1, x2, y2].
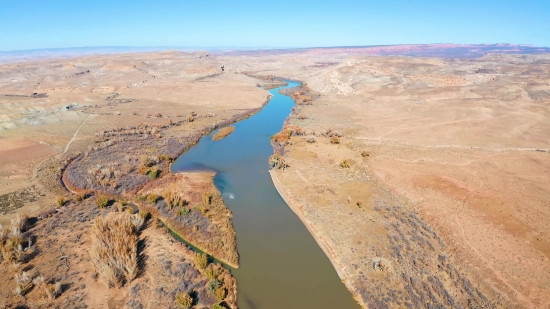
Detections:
[172, 81, 358, 309]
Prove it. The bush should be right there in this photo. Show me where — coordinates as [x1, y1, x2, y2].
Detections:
[96, 195, 110, 208]
[148, 166, 159, 179]
[357, 200, 364, 208]
[175, 291, 193, 309]
[206, 280, 221, 295]
[147, 194, 158, 204]
[138, 211, 150, 221]
[74, 193, 85, 202]
[195, 252, 208, 270]
[215, 287, 227, 301]
[269, 154, 289, 170]
[340, 159, 351, 168]
[137, 195, 147, 202]
[212, 304, 227, 309]
[90, 214, 140, 288]
[330, 136, 340, 144]
[56, 196, 65, 206]
[180, 207, 190, 215]
[202, 193, 212, 206]
[361, 150, 370, 157]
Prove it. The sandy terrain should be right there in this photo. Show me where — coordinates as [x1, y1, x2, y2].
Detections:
[234, 52, 550, 308]
[2, 46, 550, 308]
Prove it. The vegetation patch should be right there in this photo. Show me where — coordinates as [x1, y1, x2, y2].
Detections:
[212, 126, 235, 141]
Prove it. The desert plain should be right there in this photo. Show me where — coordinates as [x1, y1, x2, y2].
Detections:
[0, 44, 549, 308]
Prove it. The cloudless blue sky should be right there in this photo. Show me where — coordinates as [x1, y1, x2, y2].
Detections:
[0, 0, 549, 51]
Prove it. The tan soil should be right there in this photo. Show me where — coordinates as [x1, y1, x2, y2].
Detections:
[239, 52, 550, 308]
[212, 126, 235, 141]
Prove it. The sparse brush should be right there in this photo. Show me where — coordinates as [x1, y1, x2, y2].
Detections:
[126, 207, 135, 214]
[74, 193, 85, 202]
[175, 291, 193, 309]
[331, 136, 340, 144]
[200, 206, 208, 214]
[56, 195, 65, 206]
[195, 252, 208, 270]
[116, 202, 124, 212]
[269, 154, 289, 170]
[137, 195, 147, 202]
[361, 150, 370, 157]
[44, 281, 61, 300]
[90, 214, 140, 288]
[33, 275, 45, 288]
[96, 195, 110, 208]
[10, 214, 28, 233]
[340, 159, 351, 168]
[2, 234, 23, 265]
[357, 200, 364, 208]
[215, 287, 227, 301]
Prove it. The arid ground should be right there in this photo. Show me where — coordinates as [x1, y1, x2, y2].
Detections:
[1, 44, 549, 308]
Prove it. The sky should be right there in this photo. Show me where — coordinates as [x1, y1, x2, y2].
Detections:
[0, 0, 549, 51]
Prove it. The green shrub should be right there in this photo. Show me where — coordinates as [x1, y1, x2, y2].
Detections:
[206, 280, 221, 295]
[180, 207, 190, 215]
[96, 195, 110, 208]
[148, 166, 159, 179]
[175, 291, 193, 309]
[212, 304, 226, 309]
[195, 252, 208, 269]
[137, 195, 147, 202]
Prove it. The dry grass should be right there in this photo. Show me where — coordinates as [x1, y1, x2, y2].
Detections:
[89, 213, 144, 288]
[212, 126, 235, 141]
[1, 214, 29, 265]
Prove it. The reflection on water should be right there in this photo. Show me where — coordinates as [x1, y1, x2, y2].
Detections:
[172, 81, 358, 309]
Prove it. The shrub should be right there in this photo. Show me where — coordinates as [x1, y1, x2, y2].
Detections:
[195, 252, 208, 270]
[137, 195, 147, 202]
[96, 195, 110, 208]
[212, 304, 227, 309]
[138, 211, 150, 221]
[361, 150, 370, 157]
[90, 214, 140, 288]
[340, 159, 351, 168]
[205, 267, 222, 280]
[148, 166, 159, 179]
[180, 207, 190, 216]
[56, 196, 65, 206]
[330, 136, 340, 144]
[175, 291, 193, 309]
[357, 200, 364, 208]
[202, 193, 212, 206]
[44, 281, 61, 300]
[138, 164, 150, 175]
[206, 280, 221, 295]
[200, 206, 208, 214]
[269, 154, 289, 170]
[74, 193, 85, 202]
[215, 287, 227, 301]
[147, 194, 158, 204]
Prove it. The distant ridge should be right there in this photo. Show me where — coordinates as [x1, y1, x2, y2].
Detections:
[1, 43, 549, 63]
